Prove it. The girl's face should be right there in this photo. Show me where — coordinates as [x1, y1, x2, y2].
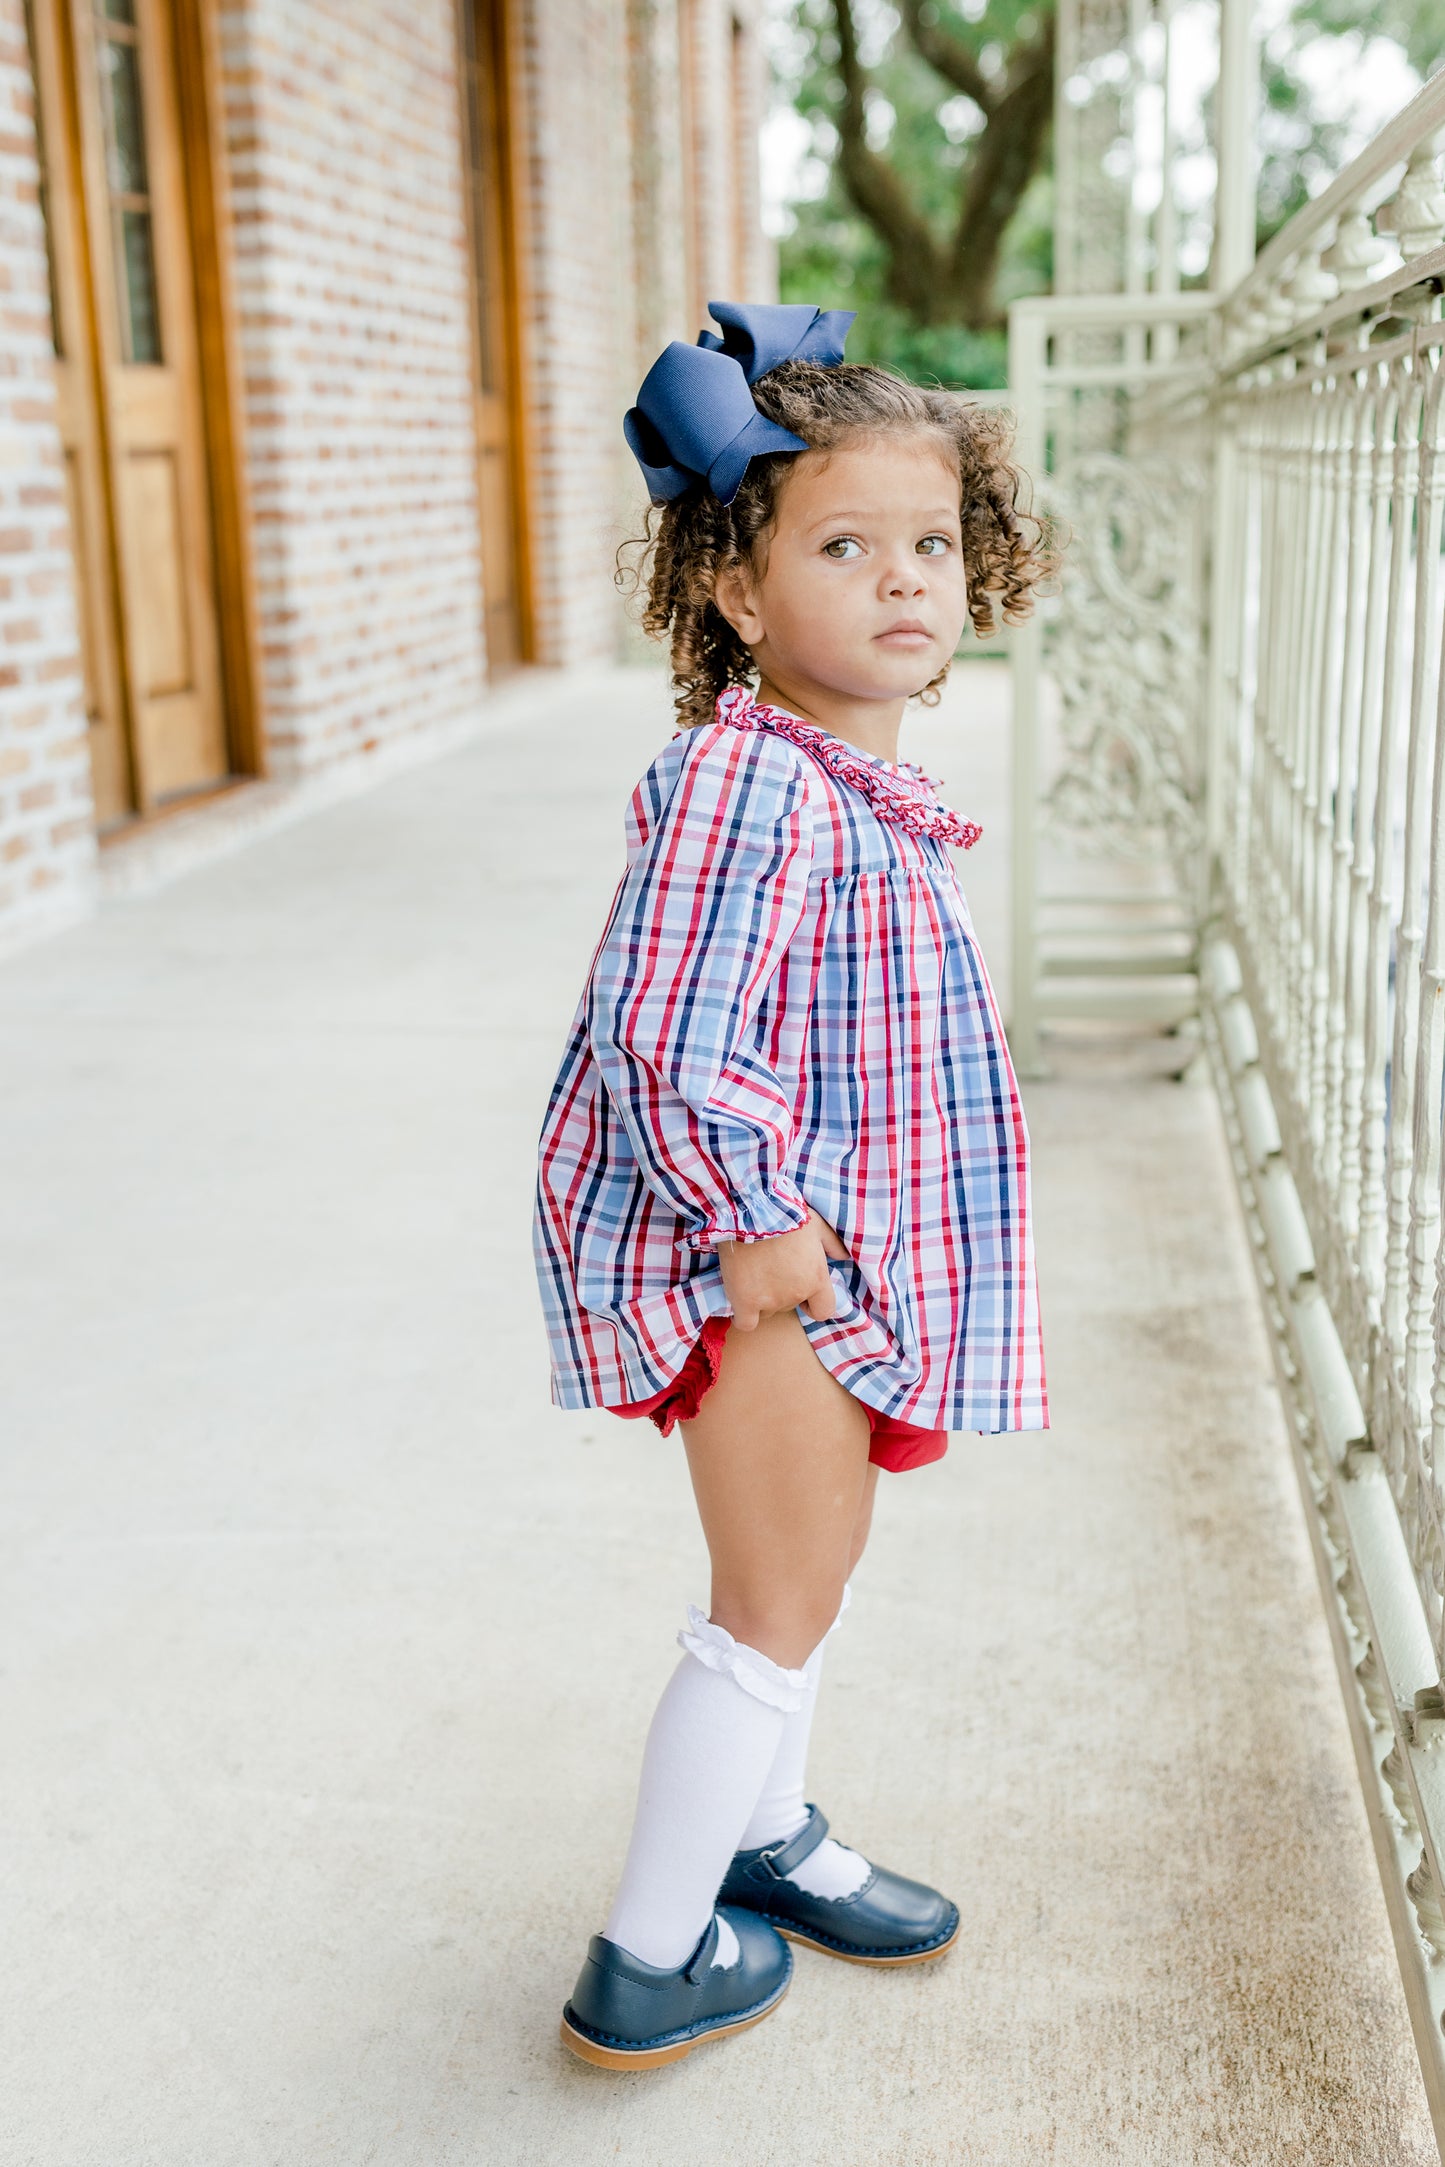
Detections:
[715, 435, 969, 710]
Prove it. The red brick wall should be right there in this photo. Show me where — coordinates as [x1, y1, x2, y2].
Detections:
[510, 0, 635, 666]
[215, 0, 489, 777]
[0, 0, 95, 939]
[0, 0, 771, 939]
[681, 0, 767, 323]
[626, 0, 691, 385]
[515, 0, 771, 668]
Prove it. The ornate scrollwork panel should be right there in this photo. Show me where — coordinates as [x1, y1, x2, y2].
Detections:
[1042, 451, 1208, 864]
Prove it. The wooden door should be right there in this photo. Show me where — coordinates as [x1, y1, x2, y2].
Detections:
[461, 0, 531, 676]
[27, 0, 129, 822]
[28, 0, 229, 823]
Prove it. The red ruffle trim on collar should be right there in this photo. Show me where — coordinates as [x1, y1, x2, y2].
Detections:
[710, 686, 982, 849]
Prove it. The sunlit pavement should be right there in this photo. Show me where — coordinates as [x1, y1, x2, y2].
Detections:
[2, 665, 1433, 2165]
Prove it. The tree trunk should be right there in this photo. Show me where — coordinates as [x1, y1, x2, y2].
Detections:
[950, 18, 1055, 329]
[828, 0, 1055, 333]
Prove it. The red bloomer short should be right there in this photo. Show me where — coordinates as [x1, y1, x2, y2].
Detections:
[603, 1314, 949, 1474]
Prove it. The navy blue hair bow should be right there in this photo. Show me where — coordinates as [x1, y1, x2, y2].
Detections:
[624, 301, 856, 507]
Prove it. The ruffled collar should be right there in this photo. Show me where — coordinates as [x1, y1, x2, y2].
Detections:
[709, 686, 981, 849]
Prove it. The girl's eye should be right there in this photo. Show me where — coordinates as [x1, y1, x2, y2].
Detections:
[822, 535, 863, 559]
[917, 535, 952, 556]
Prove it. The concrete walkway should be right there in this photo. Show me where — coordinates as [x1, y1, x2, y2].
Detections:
[2, 666, 1435, 2166]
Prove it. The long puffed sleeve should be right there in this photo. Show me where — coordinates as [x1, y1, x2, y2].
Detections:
[587, 722, 816, 1253]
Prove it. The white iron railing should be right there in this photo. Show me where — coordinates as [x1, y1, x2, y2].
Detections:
[1010, 72, 1445, 2144]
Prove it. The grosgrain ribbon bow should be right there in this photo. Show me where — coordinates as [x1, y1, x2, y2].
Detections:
[624, 301, 856, 507]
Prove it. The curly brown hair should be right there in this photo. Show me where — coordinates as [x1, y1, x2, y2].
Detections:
[618, 359, 1054, 728]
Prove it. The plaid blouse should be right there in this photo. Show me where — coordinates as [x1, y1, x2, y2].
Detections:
[532, 687, 1047, 1434]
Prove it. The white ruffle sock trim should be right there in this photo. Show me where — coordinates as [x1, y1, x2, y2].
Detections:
[602, 1612, 808, 1971]
[735, 1583, 871, 1901]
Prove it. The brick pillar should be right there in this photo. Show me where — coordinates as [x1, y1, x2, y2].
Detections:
[625, 0, 690, 384]
[215, 0, 488, 779]
[728, 3, 771, 303]
[677, 0, 771, 322]
[511, 0, 775, 675]
[511, 0, 636, 666]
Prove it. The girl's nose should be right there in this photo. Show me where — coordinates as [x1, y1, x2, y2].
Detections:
[881, 558, 927, 598]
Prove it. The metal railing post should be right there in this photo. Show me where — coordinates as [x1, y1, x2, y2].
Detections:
[1008, 303, 1046, 1075]
[1203, 399, 1241, 923]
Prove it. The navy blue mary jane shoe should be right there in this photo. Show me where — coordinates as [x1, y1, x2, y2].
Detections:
[719, 1804, 960, 1967]
[560, 1907, 791, 2070]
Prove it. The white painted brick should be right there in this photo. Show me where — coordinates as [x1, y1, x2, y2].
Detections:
[0, 0, 96, 939]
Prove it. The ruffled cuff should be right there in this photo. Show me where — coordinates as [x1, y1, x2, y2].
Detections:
[676, 1189, 810, 1254]
[677, 1605, 809, 1712]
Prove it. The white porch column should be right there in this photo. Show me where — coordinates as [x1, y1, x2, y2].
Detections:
[1212, 0, 1258, 291]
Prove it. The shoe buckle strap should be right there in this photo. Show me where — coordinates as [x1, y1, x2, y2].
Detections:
[759, 1804, 829, 1880]
[684, 1914, 720, 1984]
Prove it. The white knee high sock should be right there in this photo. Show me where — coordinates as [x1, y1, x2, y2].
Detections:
[736, 1632, 827, 1850]
[736, 1586, 870, 1901]
[603, 1609, 807, 1971]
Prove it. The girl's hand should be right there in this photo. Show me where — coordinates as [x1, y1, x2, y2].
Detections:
[719, 1207, 852, 1331]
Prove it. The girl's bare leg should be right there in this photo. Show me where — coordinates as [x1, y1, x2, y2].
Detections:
[593, 1314, 883, 1977]
[849, 1463, 880, 1577]
[680, 1308, 879, 1668]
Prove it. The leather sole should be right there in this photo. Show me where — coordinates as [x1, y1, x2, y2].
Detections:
[772, 1914, 962, 1967]
[559, 1982, 789, 2071]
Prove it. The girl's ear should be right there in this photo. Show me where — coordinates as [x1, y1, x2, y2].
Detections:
[712, 559, 765, 647]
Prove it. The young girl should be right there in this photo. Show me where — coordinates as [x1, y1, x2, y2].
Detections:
[533, 301, 1049, 2071]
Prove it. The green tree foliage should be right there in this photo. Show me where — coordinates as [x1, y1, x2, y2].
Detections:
[1255, 1, 1441, 241]
[778, 0, 1437, 388]
[778, 0, 1055, 390]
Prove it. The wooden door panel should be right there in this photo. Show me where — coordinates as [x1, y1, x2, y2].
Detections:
[60, 439, 129, 822]
[117, 441, 223, 796]
[138, 688, 221, 800]
[61, 445, 104, 722]
[26, 0, 132, 826]
[123, 449, 189, 691]
[30, 0, 231, 819]
[476, 391, 516, 635]
[79, 0, 227, 806]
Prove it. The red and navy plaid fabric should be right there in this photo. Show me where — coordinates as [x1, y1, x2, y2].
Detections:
[532, 690, 1047, 1434]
